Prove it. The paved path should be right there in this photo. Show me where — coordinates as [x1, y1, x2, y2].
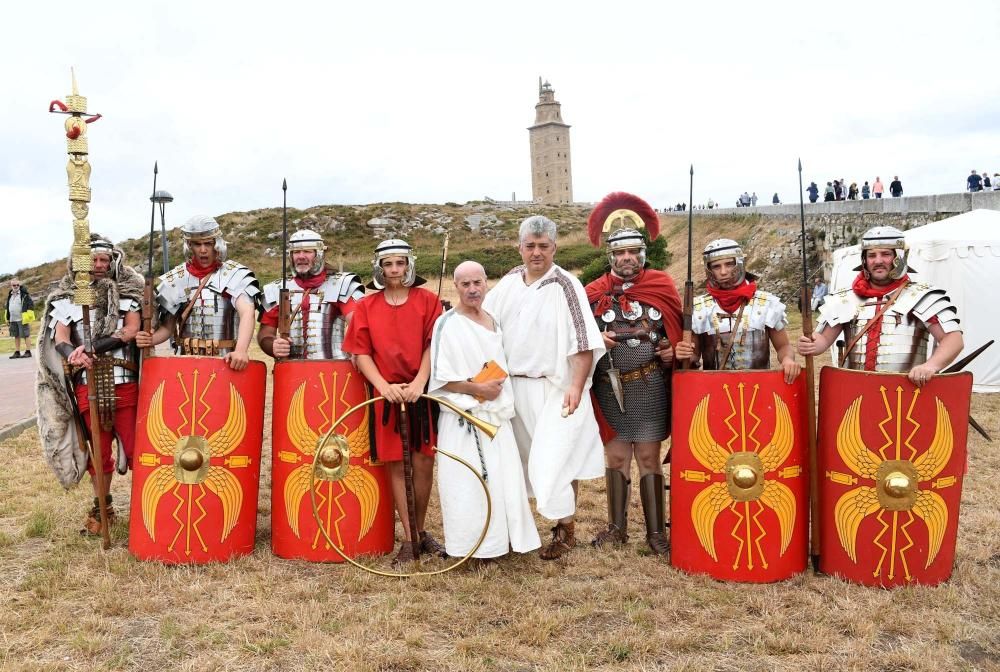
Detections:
[0, 353, 38, 431]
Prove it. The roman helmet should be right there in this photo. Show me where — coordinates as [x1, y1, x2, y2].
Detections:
[856, 225, 910, 280]
[371, 238, 417, 289]
[587, 192, 660, 267]
[287, 228, 326, 275]
[87, 233, 123, 280]
[702, 238, 748, 288]
[181, 215, 227, 261]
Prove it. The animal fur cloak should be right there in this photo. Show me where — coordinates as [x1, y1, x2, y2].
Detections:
[35, 236, 145, 489]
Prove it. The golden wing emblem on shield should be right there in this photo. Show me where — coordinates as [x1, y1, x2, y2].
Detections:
[830, 391, 954, 578]
[141, 381, 179, 540]
[689, 396, 729, 473]
[283, 383, 378, 541]
[206, 383, 246, 457]
[139, 379, 247, 546]
[687, 389, 799, 569]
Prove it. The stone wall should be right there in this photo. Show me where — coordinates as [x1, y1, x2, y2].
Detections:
[690, 189, 1000, 218]
[666, 190, 1000, 282]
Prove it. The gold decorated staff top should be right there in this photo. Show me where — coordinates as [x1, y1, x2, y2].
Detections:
[49, 69, 102, 306]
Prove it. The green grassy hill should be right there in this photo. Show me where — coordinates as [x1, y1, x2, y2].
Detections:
[4, 203, 815, 311]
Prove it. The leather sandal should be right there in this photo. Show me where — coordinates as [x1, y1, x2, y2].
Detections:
[592, 524, 628, 548]
[419, 531, 448, 558]
[391, 541, 418, 567]
[539, 521, 576, 560]
[80, 495, 116, 537]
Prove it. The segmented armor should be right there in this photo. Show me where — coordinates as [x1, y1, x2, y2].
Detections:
[817, 282, 961, 372]
[691, 290, 787, 371]
[47, 297, 140, 385]
[156, 260, 261, 356]
[261, 272, 364, 360]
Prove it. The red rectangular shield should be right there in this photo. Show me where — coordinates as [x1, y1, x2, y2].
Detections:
[670, 369, 809, 582]
[818, 367, 971, 587]
[270, 360, 395, 562]
[129, 357, 265, 564]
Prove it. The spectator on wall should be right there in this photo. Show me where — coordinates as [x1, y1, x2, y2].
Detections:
[861, 181, 871, 199]
[967, 170, 983, 192]
[806, 181, 819, 203]
[772, 193, 780, 204]
[889, 176, 903, 198]
[873, 177, 884, 199]
[982, 172, 991, 190]
[824, 182, 835, 202]
[848, 182, 859, 200]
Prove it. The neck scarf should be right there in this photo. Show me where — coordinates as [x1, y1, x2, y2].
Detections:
[186, 260, 221, 279]
[293, 270, 328, 340]
[706, 280, 757, 314]
[851, 272, 909, 298]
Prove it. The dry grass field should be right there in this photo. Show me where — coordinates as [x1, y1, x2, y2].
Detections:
[1, 303, 999, 672]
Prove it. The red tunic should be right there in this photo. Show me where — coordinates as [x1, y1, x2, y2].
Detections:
[343, 287, 442, 461]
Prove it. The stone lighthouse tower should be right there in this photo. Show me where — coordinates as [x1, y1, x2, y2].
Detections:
[529, 78, 573, 204]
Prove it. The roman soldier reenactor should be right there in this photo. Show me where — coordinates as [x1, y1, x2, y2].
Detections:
[675, 238, 800, 383]
[583, 192, 683, 556]
[257, 228, 364, 359]
[36, 234, 144, 534]
[260, 228, 396, 563]
[135, 215, 260, 368]
[131, 215, 267, 564]
[797, 225, 964, 385]
[670, 245, 809, 582]
[342, 239, 445, 566]
[799, 226, 970, 587]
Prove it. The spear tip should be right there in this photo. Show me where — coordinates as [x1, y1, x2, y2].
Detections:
[689, 164, 694, 175]
[798, 158, 802, 171]
[282, 178, 287, 191]
[154, 160, 158, 174]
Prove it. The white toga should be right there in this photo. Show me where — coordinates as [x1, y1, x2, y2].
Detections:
[429, 309, 541, 557]
[482, 264, 606, 520]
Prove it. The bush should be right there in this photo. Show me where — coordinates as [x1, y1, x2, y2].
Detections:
[579, 257, 610, 285]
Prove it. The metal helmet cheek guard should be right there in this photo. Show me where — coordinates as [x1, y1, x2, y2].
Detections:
[703, 238, 746, 288]
[181, 215, 227, 262]
[288, 228, 326, 275]
[858, 226, 909, 280]
[605, 228, 647, 267]
[372, 238, 416, 289]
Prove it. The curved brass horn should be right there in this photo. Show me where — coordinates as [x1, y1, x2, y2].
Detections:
[432, 395, 500, 440]
[309, 393, 493, 577]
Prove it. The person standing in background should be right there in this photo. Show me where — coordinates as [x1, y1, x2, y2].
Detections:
[5, 278, 33, 359]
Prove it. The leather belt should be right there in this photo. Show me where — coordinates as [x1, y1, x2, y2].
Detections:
[615, 361, 660, 383]
[179, 337, 237, 356]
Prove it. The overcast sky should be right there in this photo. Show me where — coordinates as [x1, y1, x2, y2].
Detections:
[3, 1, 998, 274]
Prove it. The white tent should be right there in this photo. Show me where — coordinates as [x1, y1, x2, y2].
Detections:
[829, 209, 1000, 393]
